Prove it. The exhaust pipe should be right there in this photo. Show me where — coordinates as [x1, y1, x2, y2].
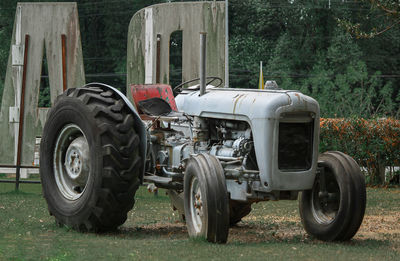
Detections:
[199, 32, 206, 96]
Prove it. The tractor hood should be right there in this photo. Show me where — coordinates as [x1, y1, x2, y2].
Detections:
[175, 87, 319, 122]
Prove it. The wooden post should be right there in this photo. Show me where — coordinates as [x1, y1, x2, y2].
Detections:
[16, 34, 30, 190]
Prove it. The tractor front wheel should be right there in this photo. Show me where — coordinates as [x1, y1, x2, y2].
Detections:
[299, 151, 366, 241]
[184, 154, 229, 243]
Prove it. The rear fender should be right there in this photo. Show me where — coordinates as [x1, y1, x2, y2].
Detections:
[83, 83, 147, 182]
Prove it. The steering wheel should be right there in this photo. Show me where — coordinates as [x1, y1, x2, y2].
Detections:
[173, 76, 223, 93]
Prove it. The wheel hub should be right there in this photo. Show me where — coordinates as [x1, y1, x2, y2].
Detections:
[190, 177, 204, 233]
[311, 171, 340, 224]
[65, 136, 90, 185]
[194, 193, 203, 212]
[54, 124, 90, 200]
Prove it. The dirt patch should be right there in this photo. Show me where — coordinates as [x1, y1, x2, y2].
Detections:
[117, 222, 188, 239]
[357, 213, 400, 255]
[228, 214, 306, 243]
[228, 212, 400, 244]
[356, 212, 400, 240]
[117, 211, 400, 245]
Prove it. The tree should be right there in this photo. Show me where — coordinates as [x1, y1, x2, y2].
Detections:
[0, 0, 18, 104]
[338, 0, 400, 38]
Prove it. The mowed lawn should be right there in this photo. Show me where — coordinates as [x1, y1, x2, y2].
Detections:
[0, 181, 399, 261]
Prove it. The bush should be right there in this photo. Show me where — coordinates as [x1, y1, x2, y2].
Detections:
[320, 118, 400, 185]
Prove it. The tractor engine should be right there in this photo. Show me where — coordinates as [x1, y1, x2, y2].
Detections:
[147, 118, 256, 177]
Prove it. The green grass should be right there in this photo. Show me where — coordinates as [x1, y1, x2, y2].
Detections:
[0, 183, 399, 261]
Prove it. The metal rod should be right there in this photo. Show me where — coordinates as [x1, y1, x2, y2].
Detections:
[225, 0, 229, 88]
[220, 160, 242, 166]
[15, 34, 30, 191]
[156, 34, 161, 83]
[243, 169, 260, 174]
[61, 34, 67, 91]
[215, 155, 243, 161]
[162, 167, 183, 177]
[199, 32, 206, 96]
[0, 180, 40, 184]
[0, 165, 39, 169]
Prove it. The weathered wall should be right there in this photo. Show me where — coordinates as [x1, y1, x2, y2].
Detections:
[0, 3, 85, 166]
[0, 1, 225, 167]
[127, 1, 226, 97]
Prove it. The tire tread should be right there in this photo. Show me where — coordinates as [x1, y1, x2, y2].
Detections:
[42, 86, 142, 232]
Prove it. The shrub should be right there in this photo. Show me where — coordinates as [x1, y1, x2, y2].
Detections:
[319, 118, 400, 185]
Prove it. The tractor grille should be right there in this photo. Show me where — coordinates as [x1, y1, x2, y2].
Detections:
[278, 121, 314, 171]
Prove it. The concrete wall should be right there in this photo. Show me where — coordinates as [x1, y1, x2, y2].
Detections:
[127, 1, 226, 98]
[0, 3, 85, 166]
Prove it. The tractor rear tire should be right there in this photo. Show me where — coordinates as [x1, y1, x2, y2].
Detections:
[299, 151, 366, 241]
[40, 86, 142, 232]
[184, 154, 230, 243]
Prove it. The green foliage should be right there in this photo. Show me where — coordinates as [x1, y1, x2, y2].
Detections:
[338, 0, 400, 38]
[0, 80, 3, 105]
[320, 118, 400, 185]
[231, 0, 400, 118]
[38, 83, 51, 108]
[78, 0, 164, 92]
[0, 1, 15, 106]
[38, 55, 51, 108]
[297, 29, 396, 118]
[169, 30, 183, 87]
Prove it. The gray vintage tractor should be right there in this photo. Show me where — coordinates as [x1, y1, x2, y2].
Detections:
[40, 38, 366, 243]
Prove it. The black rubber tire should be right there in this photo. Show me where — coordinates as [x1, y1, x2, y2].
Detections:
[40, 86, 142, 232]
[184, 154, 230, 243]
[229, 200, 252, 226]
[326, 151, 366, 240]
[299, 151, 366, 241]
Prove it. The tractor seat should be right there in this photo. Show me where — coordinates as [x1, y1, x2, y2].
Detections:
[130, 84, 183, 119]
[137, 97, 181, 117]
